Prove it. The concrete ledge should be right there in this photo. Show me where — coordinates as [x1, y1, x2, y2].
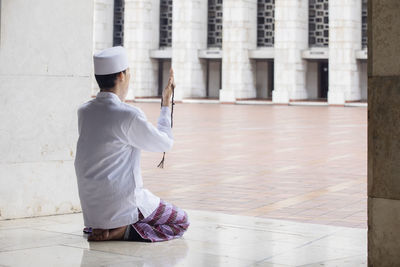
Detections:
[150, 49, 172, 59]
[129, 98, 367, 107]
[236, 100, 274, 105]
[132, 98, 161, 103]
[182, 99, 220, 104]
[289, 101, 329, 106]
[198, 49, 222, 59]
[249, 48, 275, 59]
[345, 102, 368, 107]
[302, 48, 329, 60]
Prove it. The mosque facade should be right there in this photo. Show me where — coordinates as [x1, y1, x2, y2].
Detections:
[93, 0, 368, 105]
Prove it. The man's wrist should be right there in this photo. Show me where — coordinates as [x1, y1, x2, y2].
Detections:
[162, 99, 171, 107]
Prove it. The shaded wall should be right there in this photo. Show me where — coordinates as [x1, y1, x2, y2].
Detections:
[368, 0, 400, 265]
[0, 0, 93, 219]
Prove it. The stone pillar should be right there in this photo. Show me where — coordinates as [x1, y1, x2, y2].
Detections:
[93, 0, 114, 51]
[0, 0, 93, 219]
[171, 0, 207, 100]
[220, 0, 257, 103]
[92, 0, 114, 96]
[328, 0, 362, 105]
[369, 0, 400, 265]
[124, 0, 160, 99]
[273, 0, 308, 104]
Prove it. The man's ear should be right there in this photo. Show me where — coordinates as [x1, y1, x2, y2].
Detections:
[119, 71, 125, 82]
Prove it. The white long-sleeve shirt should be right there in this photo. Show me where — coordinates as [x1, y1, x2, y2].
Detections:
[74, 91, 173, 229]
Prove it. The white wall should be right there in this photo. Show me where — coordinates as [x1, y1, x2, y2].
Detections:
[93, 0, 114, 52]
[221, 0, 257, 102]
[125, 0, 160, 99]
[0, 0, 93, 219]
[328, 0, 362, 104]
[273, 0, 308, 103]
[306, 61, 319, 99]
[92, 0, 114, 96]
[172, 0, 208, 100]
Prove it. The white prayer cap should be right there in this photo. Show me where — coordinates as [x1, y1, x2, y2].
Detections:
[93, 46, 129, 75]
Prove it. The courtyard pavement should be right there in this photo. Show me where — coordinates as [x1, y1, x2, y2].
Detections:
[137, 103, 367, 229]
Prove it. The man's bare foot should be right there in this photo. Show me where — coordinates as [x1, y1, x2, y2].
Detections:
[88, 226, 128, 241]
[88, 229, 109, 241]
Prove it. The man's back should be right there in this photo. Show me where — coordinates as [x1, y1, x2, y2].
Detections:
[75, 92, 172, 229]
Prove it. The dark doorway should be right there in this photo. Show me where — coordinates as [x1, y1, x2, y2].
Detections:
[206, 59, 222, 99]
[256, 60, 274, 99]
[318, 61, 329, 99]
[268, 60, 274, 97]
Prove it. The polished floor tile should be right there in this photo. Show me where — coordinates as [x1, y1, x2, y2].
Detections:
[0, 246, 142, 267]
[0, 210, 366, 267]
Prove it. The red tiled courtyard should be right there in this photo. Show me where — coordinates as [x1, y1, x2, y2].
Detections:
[133, 102, 367, 228]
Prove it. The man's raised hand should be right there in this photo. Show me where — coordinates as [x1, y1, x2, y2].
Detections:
[162, 68, 175, 107]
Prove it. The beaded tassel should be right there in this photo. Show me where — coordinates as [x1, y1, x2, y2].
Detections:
[157, 84, 175, 168]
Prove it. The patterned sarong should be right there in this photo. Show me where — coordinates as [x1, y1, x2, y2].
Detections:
[124, 200, 190, 242]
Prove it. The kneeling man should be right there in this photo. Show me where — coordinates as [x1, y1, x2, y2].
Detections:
[74, 46, 189, 242]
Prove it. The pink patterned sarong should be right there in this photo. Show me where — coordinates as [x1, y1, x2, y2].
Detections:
[124, 200, 190, 242]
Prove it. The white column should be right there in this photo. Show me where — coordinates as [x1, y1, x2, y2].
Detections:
[328, 0, 362, 105]
[93, 0, 114, 51]
[92, 0, 114, 96]
[0, 0, 93, 219]
[125, 0, 160, 100]
[273, 0, 308, 104]
[171, 0, 207, 100]
[220, 0, 257, 103]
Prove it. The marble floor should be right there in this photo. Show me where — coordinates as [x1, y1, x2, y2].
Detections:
[0, 210, 366, 267]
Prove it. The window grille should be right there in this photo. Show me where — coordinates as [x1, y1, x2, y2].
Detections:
[257, 0, 275, 47]
[113, 0, 125, 46]
[208, 0, 223, 48]
[362, 0, 367, 49]
[160, 0, 173, 47]
[309, 0, 329, 47]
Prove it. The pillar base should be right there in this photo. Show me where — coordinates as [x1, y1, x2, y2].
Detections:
[219, 90, 235, 103]
[125, 89, 135, 101]
[328, 89, 345, 105]
[272, 89, 289, 104]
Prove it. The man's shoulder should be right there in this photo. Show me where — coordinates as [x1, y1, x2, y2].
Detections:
[118, 102, 141, 114]
[77, 99, 95, 114]
[119, 103, 145, 119]
[77, 99, 145, 121]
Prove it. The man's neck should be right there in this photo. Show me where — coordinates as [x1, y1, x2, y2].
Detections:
[100, 88, 124, 102]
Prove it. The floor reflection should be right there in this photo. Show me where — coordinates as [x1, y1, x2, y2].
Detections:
[80, 239, 189, 267]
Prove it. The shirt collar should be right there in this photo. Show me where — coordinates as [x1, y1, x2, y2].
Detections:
[96, 91, 121, 102]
